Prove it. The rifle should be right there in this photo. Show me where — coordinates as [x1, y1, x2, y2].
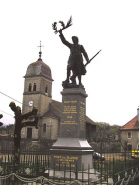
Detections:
[85, 50, 101, 67]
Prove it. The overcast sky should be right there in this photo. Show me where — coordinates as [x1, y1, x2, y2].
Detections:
[0, 0, 139, 126]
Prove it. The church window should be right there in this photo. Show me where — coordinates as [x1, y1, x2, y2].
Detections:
[28, 83, 32, 92]
[33, 83, 36, 91]
[127, 132, 131, 138]
[43, 123, 46, 132]
[45, 85, 48, 93]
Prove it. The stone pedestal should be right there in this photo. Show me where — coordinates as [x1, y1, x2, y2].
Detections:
[50, 87, 94, 171]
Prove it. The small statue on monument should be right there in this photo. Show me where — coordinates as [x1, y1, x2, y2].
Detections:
[52, 17, 101, 88]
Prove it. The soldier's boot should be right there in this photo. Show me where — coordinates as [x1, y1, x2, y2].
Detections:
[70, 75, 76, 84]
[78, 75, 83, 86]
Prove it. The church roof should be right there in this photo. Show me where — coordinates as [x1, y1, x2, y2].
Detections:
[50, 99, 96, 126]
[51, 99, 62, 111]
[25, 59, 53, 81]
[43, 109, 59, 119]
[120, 115, 139, 130]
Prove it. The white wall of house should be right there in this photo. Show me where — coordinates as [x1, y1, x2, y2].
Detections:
[121, 130, 139, 152]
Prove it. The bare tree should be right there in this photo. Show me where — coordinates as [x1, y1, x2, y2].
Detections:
[9, 102, 39, 169]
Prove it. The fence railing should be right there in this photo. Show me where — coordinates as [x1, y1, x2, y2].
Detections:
[0, 149, 139, 184]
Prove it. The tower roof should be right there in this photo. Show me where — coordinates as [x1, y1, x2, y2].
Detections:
[25, 42, 53, 81]
[25, 58, 53, 81]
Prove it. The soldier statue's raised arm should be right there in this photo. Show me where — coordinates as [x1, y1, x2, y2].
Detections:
[59, 29, 89, 87]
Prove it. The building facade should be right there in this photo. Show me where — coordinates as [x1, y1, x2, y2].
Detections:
[120, 108, 139, 152]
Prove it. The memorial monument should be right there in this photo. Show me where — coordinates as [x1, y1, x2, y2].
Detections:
[50, 17, 101, 178]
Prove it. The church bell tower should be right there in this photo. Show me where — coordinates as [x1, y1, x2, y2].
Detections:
[21, 42, 53, 139]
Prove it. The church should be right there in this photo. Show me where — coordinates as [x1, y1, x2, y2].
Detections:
[21, 49, 97, 142]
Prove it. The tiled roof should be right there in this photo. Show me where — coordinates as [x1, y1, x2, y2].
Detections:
[43, 109, 59, 119]
[25, 59, 53, 81]
[120, 115, 139, 130]
[51, 100, 62, 111]
[86, 116, 97, 125]
[51, 99, 96, 125]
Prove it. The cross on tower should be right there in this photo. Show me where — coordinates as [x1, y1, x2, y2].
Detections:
[37, 41, 44, 59]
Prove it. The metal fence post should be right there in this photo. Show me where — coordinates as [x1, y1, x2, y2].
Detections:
[113, 156, 115, 184]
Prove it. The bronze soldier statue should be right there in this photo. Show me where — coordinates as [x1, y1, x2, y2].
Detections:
[59, 29, 89, 86]
[52, 17, 101, 88]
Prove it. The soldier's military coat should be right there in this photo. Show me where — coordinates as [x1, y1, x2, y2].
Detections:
[59, 32, 89, 76]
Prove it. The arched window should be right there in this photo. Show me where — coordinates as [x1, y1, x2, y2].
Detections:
[28, 83, 32, 92]
[33, 83, 36, 91]
[45, 85, 48, 93]
[128, 132, 131, 138]
[43, 123, 46, 132]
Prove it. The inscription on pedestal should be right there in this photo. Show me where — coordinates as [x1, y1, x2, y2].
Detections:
[79, 102, 85, 130]
[53, 155, 79, 168]
[61, 100, 78, 125]
[60, 90, 87, 138]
